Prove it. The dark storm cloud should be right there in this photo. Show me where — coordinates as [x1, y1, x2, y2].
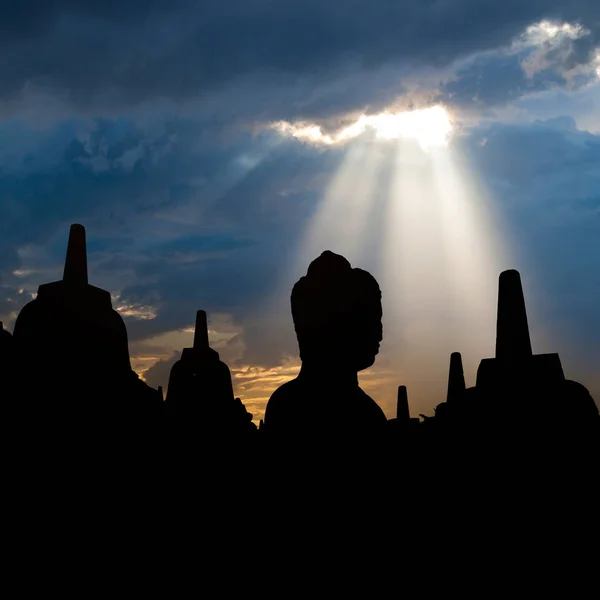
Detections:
[464, 116, 600, 205]
[0, 114, 286, 322]
[2, 1, 600, 116]
[0, 114, 267, 247]
[145, 235, 257, 260]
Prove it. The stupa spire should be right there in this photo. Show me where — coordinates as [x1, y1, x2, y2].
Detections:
[62, 224, 88, 285]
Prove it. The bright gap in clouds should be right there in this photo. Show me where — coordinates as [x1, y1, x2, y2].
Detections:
[272, 105, 454, 151]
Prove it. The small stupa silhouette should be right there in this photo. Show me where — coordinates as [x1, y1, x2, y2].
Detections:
[446, 352, 466, 404]
[165, 310, 235, 420]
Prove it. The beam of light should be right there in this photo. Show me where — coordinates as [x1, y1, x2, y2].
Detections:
[293, 140, 384, 274]
[380, 140, 447, 361]
[430, 147, 510, 342]
[272, 105, 454, 151]
[378, 137, 512, 416]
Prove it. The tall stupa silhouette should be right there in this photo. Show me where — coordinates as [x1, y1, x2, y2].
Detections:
[13, 224, 162, 423]
[475, 269, 597, 426]
[476, 270, 564, 410]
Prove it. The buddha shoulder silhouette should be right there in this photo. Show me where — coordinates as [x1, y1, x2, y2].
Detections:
[264, 250, 387, 439]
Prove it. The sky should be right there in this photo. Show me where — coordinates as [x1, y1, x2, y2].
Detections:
[1, 1, 599, 421]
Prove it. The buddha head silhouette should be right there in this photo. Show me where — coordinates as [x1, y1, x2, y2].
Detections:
[291, 251, 383, 372]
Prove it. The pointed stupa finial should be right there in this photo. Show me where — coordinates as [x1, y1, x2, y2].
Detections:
[62, 224, 88, 285]
[193, 310, 209, 350]
[446, 352, 466, 403]
[397, 385, 410, 421]
[495, 269, 532, 360]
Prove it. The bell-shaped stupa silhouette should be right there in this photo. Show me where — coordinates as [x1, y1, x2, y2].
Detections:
[12, 224, 163, 433]
[14, 224, 132, 374]
[165, 310, 255, 436]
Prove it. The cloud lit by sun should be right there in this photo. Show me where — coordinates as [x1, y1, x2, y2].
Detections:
[272, 105, 454, 151]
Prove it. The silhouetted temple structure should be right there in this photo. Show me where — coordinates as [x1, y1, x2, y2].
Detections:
[0, 223, 596, 505]
[477, 270, 563, 409]
[475, 269, 598, 429]
[433, 352, 467, 423]
[165, 309, 255, 441]
[11, 224, 162, 445]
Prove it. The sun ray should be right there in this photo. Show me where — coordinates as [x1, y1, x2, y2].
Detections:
[294, 139, 384, 273]
[374, 135, 513, 415]
[429, 147, 512, 380]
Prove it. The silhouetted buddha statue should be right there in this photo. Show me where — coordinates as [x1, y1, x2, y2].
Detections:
[165, 310, 256, 441]
[12, 224, 163, 436]
[263, 251, 387, 442]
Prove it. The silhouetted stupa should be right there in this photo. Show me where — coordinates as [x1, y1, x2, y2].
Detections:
[476, 270, 565, 406]
[446, 352, 466, 404]
[12, 224, 162, 424]
[434, 352, 467, 422]
[397, 385, 410, 422]
[14, 224, 131, 373]
[165, 310, 254, 436]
